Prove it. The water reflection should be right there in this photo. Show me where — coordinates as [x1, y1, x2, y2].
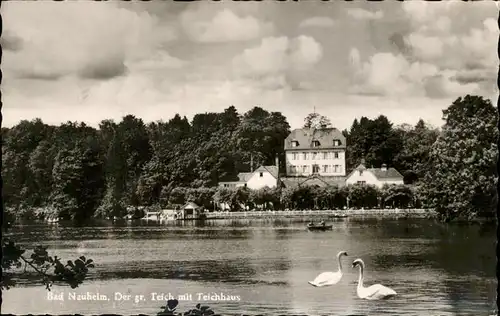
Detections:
[3, 218, 496, 315]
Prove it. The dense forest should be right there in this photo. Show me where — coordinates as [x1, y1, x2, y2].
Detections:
[2, 95, 497, 222]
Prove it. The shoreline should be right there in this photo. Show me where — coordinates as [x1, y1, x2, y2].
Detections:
[204, 209, 435, 220]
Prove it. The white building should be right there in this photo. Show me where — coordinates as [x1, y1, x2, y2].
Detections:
[218, 172, 252, 188]
[284, 127, 346, 177]
[345, 161, 404, 188]
[218, 157, 280, 191]
[245, 165, 279, 190]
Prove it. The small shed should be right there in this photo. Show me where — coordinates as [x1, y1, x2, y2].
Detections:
[178, 202, 204, 220]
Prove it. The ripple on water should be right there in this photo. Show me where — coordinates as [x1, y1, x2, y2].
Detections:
[2, 219, 496, 315]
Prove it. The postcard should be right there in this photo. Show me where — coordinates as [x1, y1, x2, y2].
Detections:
[1, 1, 497, 315]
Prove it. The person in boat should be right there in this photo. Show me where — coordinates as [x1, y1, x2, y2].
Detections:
[308, 221, 314, 226]
[320, 220, 325, 226]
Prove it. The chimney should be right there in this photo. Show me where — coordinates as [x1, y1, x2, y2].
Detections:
[275, 154, 281, 189]
[381, 163, 387, 171]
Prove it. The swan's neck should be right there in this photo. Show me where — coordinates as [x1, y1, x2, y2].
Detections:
[337, 255, 343, 273]
[357, 266, 364, 289]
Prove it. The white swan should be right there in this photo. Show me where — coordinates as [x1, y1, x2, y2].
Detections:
[308, 251, 348, 287]
[352, 258, 397, 300]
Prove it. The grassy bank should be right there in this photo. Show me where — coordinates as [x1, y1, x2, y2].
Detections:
[205, 208, 436, 220]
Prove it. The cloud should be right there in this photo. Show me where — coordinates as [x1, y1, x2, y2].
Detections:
[2, 1, 176, 81]
[342, 1, 497, 99]
[299, 17, 335, 28]
[450, 69, 497, 84]
[404, 33, 444, 60]
[401, 1, 460, 26]
[423, 73, 481, 99]
[346, 8, 383, 20]
[348, 48, 362, 69]
[233, 37, 289, 77]
[289, 36, 324, 70]
[398, 1, 498, 97]
[127, 51, 186, 73]
[2, 75, 454, 132]
[232, 35, 323, 89]
[79, 53, 129, 80]
[180, 8, 273, 43]
[388, 32, 413, 56]
[348, 51, 481, 98]
[401, 2, 497, 70]
[2, 0, 496, 133]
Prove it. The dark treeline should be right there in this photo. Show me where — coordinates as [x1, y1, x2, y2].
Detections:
[2, 95, 497, 222]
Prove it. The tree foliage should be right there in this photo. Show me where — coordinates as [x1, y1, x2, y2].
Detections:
[212, 184, 418, 211]
[2, 95, 497, 222]
[345, 115, 403, 173]
[420, 95, 498, 221]
[158, 300, 217, 316]
[393, 120, 440, 184]
[1, 239, 94, 291]
[2, 107, 290, 221]
[303, 112, 332, 129]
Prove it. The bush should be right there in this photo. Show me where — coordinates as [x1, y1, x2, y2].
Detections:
[379, 184, 414, 209]
[347, 184, 378, 209]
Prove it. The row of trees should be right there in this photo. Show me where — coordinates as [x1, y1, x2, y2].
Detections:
[163, 183, 417, 212]
[2, 106, 290, 221]
[2, 95, 497, 222]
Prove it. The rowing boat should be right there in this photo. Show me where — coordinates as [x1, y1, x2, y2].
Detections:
[307, 223, 333, 231]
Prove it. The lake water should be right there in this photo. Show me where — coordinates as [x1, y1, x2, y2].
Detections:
[2, 218, 497, 315]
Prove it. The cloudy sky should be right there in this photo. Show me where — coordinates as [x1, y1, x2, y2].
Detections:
[2, 1, 497, 130]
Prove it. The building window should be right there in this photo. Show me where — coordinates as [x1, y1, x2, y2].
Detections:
[312, 152, 318, 160]
[303, 152, 308, 160]
[357, 181, 366, 185]
[334, 152, 339, 159]
[323, 152, 328, 159]
[244, 184, 247, 187]
[292, 152, 298, 160]
[292, 140, 299, 147]
[312, 140, 320, 147]
[334, 165, 338, 172]
[333, 140, 341, 146]
[323, 165, 328, 173]
[259, 172, 263, 177]
[302, 165, 307, 173]
[359, 170, 363, 176]
[312, 164, 319, 174]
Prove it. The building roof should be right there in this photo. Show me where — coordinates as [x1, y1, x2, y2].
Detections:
[218, 172, 252, 184]
[281, 175, 346, 188]
[219, 166, 279, 186]
[183, 201, 200, 209]
[237, 172, 253, 182]
[369, 168, 403, 180]
[253, 165, 279, 179]
[284, 128, 346, 150]
[346, 163, 403, 181]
